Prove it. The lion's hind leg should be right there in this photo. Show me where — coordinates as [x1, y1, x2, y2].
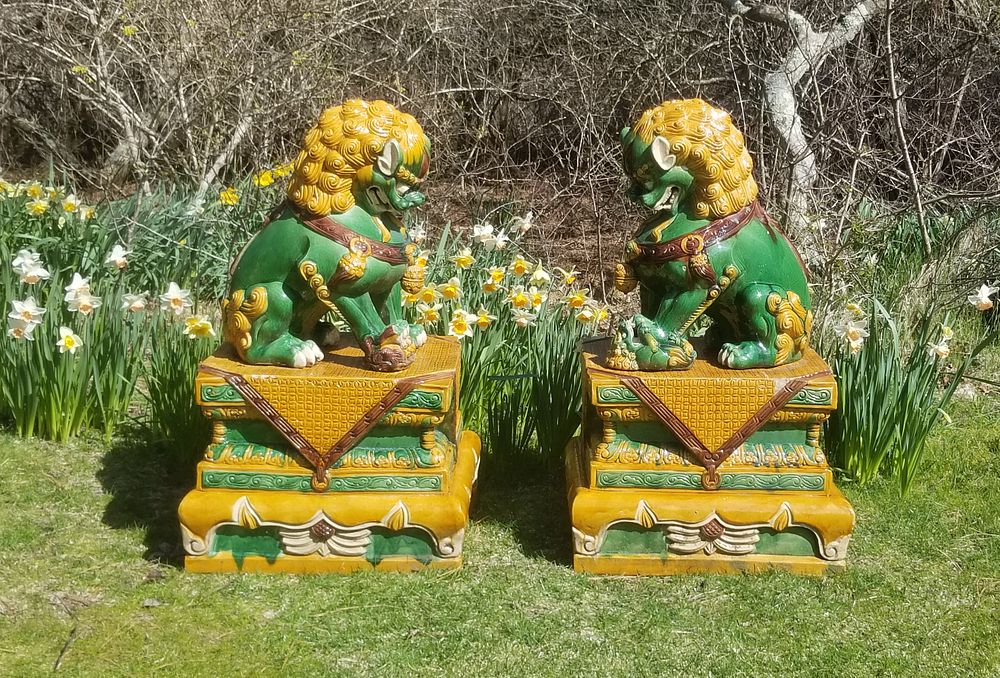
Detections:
[717, 283, 781, 369]
[223, 282, 323, 368]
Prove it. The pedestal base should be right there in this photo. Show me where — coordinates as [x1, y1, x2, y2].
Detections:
[180, 431, 479, 573]
[566, 437, 853, 576]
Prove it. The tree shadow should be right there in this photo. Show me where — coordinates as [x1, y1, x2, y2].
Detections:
[97, 429, 199, 568]
[470, 453, 572, 566]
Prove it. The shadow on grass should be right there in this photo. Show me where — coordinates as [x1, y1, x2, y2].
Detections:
[97, 428, 200, 568]
[471, 452, 572, 566]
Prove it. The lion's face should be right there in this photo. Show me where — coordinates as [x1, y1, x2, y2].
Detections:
[621, 129, 694, 217]
[354, 138, 431, 222]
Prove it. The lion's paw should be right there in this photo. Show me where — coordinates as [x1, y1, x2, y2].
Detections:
[292, 339, 324, 368]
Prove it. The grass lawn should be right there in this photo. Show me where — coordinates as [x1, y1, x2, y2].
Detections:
[1, 399, 999, 677]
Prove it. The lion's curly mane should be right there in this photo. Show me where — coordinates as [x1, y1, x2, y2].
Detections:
[632, 99, 757, 220]
[287, 99, 427, 216]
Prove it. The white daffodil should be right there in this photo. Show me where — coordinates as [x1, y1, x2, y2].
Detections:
[471, 222, 494, 245]
[511, 308, 537, 329]
[416, 302, 442, 325]
[56, 326, 83, 354]
[575, 305, 597, 323]
[61, 194, 80, 213]
[474, 306, 497, 329]
[401, 289, 420, 307]
[451, 247, 474, 270]
[8, 297, 46, 325]
[440, 276, 462, 300]
[511, 211, 534, 234]
[413, 249, 431, 269]
[927, 338, 951, 359]
[408, 224, 427, 244]
[122, 292, 149, 312]
[940, 324, 954, 341]
[491, 229, 510, 251]
[104, 244, 132, 270]
[529, 263, 551, 286]
[968, 284, 998, 311]
[183, 315, 216, 339]
[555, 267, 579, 286]
[11, 249, 50, 284]
[6, 318, 37, 341]
[67, 291, 101, 315]
[64, 272, 91, 299]
[160, 282, 192, 316]
[844, 302, 865, 319]
[447, 309, 477, 339]
[834, 316, 869, 354]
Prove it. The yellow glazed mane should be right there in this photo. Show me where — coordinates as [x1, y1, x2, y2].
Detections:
[287, 99, 427, 216]
[633, 99, 757, 219]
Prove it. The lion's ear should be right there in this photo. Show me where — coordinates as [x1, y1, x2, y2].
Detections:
[377, 140, 403, 176]
[650, 136, 676, 171]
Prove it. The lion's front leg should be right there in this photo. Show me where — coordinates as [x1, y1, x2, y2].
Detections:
[372, 281, 427, 351]
[333, 294, 416, 372]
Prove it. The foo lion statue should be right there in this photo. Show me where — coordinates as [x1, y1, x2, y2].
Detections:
[223, 99, 430, 372]
[608, 98, 813, 372]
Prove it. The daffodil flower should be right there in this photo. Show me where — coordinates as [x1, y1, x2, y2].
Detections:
[408, 225, 427, 244]
[491, 230, 510, 251]
[414, 249, 431, 269]
[80, 206, 96, 221]
[511, 211, 534, 234]
[511, 309, 536, 329]
[253, 169, 275, 187]
[564, 288, 591, 310]
[440, 277, 462, 300]
[160, 282, 193, 316]
[183, 315, 216, 339]
[8, 297, 46, 325]
[26, 199, 48, 216]
[24, 182, 43, 199]
[219, 187, 239, 206]
[845, 302, 864, 318]
[64, 272, 91, 298]
[507, 285, 530, 309]
[529, 263, 551, 286]
[527, 286, 547, 309]
[482, 278, 500, 293]
[475, 306, 497, 329]
[509, 255, 531, 277]
[416, 302, 442, 325]
[11, 249, 50, 284]
[451, 247, 474, 269]
[67, 291, 101, 315]
[62, 194, 79, 213]
[122, 292, 149, 312]
[418, 284, 441, 304]
[104, 244, 132, 270]
[555, 267, 579, 286]
[575, 305, 597, 323]
[968, 284, 998, 311]
[927, 339, 950, 359]
[448, 309, 477, 339]
[834, 316, 869, 354]
[56, 326, 83, 354]
[940, 324, 954, 341]
[401, 290, 420, 307]
[471, 222, 494, 245]
[6, 317, 36, 341]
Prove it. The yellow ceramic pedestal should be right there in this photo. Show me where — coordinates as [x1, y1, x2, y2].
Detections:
[566, 339, 855, 576]
[179, 336, 480, 573]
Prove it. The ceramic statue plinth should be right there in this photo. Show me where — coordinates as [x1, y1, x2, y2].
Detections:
[565, 338, 854, 575]
[179, 336, 479, 573]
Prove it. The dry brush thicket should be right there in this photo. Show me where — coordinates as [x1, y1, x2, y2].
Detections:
[1, 0, 998, 283]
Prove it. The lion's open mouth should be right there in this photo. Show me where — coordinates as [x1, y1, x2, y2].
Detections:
[653, 185, 680, 212]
